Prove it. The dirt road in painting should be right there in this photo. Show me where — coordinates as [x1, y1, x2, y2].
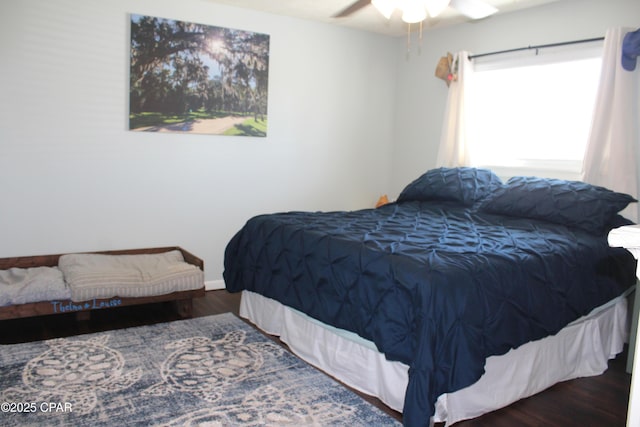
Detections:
[137, 116, 246, 134]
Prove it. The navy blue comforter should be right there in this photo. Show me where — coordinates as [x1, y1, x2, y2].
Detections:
[224, 201, 635, 426]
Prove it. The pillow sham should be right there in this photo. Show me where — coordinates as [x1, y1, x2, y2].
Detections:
[397, 167, 502, 206]
[479, 176, 637, 234]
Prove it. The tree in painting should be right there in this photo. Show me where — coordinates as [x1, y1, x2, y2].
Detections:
[129, 14, 269, 136]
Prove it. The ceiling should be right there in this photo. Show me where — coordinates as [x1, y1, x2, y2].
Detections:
[205, 0, 562, 37]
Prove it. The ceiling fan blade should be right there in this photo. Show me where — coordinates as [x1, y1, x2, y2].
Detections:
[333, 0, 371, 18]
[449, 0, 498, 20]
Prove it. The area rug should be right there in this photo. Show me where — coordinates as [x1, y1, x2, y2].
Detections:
[0, 313, 401, 426]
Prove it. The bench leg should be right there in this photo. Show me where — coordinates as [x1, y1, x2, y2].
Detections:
[174, 299, 193, 319]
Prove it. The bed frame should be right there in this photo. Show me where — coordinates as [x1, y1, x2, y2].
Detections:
[0, 246, 205, 321]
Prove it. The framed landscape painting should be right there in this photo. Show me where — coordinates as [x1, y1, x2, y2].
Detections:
[129, 14, 269, 137]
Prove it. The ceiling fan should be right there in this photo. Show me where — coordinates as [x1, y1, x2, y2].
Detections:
[334, 0, 498, 23]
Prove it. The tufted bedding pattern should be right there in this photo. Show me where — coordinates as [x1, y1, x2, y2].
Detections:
[224, 200, 636, 426]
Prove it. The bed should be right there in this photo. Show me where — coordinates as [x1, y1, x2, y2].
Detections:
[223, 167, 637, 426]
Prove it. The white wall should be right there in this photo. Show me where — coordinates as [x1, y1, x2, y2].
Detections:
[0, 0, 397, 282]
[390, 0, 640, 197]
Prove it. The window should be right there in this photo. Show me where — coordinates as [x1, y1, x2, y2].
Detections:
[466, 43, 602, 179]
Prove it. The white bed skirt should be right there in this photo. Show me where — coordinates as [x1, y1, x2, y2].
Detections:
[239, 290, 630, 426]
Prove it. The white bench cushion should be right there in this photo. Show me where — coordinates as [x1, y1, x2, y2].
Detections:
[0, 266, 70, 306]
[59, 250, 203, 301]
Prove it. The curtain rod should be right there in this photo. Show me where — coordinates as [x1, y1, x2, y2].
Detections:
[468, 36, 604, 60]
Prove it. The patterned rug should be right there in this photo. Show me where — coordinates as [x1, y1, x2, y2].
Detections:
[0, 313, 401, 426]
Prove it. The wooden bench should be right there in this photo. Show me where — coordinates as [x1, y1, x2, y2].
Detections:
[0, 246, 205, 321]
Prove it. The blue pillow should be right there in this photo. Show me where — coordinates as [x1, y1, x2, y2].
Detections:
[397, 167, 502, 206]
[479, 176, 637, 234]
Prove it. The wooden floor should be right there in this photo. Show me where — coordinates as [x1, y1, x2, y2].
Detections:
[1, 290, 632, 426]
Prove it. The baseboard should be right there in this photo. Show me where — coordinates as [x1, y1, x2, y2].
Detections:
[205, 279, 225, 291]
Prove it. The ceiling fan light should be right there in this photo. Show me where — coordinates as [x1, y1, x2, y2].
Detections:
[401, 3, 427, 23]
[372, 0, 397, 19]
[424, 0, 450, 18]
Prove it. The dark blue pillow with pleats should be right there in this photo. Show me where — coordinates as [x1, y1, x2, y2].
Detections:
[397, 167, 502, 206]
[479, 176, 637, 234]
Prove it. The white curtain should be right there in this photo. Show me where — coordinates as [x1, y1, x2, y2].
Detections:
[436, 51, 473, 167]
[582, 27, 639, 222]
